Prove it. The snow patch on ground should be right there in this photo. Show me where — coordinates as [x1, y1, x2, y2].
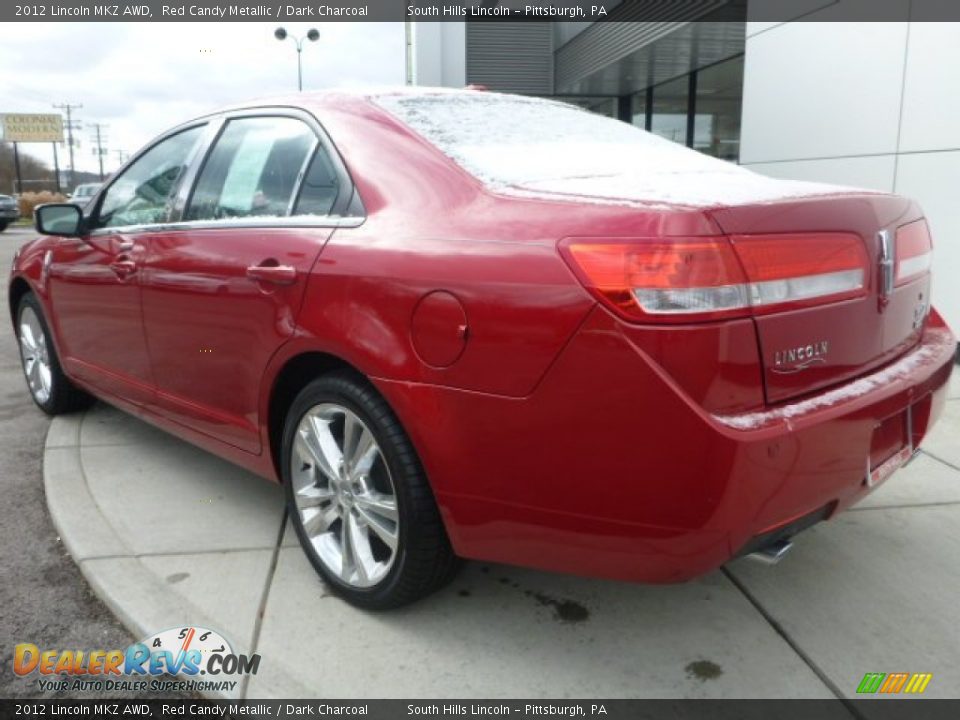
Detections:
[714, 327, 955, 431]
[374, 92, 873, 209]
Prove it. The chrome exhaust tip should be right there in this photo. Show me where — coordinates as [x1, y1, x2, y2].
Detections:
[747, 538, 793, 566]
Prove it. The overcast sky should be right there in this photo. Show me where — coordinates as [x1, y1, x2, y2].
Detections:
[0, 22, 406, 176]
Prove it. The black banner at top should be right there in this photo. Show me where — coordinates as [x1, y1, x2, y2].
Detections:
[4, 0, 960, 23]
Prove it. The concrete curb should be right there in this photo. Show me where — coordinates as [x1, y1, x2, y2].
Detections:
[42, 411, 252, 700]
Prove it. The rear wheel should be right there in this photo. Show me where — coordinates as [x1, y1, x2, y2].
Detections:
[0, 221, 9, 232]
[282, 372, 458, 609]
[17, 293, 93, 415]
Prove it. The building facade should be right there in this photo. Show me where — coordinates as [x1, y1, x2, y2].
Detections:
[409, 8, 960, 334]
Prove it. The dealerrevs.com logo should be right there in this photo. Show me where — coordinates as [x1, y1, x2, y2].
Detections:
[14, 626, 261, 694]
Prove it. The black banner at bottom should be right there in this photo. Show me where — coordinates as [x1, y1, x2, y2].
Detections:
[3, 699, 960, 720]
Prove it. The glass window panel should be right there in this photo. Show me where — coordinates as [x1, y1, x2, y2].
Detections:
[693, 55, 744, 162]
[187, 117, 315, 221]
[649, 75, 690, 146]
[95, 126, 204, 229]
[293, 146, 340, 217]
[630, 92, 647, 128]
[587, 98, 617, 118]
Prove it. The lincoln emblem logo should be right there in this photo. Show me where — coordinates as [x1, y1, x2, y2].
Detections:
[773, 341, 829, 374]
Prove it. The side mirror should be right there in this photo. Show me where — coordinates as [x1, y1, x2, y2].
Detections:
[35, 203, 85, 237]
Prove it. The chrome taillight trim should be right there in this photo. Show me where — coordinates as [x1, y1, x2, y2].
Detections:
[630, 268, 864, 315]
[878, 229, 895, 299]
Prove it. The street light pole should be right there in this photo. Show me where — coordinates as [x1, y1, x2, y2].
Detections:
[297, 43, 302, 92]
[274, 27, 320, 91]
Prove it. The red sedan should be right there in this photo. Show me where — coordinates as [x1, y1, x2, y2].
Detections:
[10, 89, 955, 609]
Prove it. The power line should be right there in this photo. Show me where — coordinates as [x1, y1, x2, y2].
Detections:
[53, 102, 82, 188]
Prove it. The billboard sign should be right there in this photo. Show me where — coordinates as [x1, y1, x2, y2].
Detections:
[1, 113, 64, 142]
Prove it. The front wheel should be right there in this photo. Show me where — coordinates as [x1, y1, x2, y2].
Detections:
[17, 292, 93, 414]
[282, 372, 458, 609]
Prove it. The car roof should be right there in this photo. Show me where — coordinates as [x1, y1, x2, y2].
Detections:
[208, 86, 515, 117]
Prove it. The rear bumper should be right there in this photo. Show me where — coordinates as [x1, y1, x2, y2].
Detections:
[0, 208, 19, 220]
[380, 307, 955, 583]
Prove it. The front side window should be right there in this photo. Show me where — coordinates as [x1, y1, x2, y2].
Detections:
[186, 117, 316, 221]
[95, 126, 204, 229]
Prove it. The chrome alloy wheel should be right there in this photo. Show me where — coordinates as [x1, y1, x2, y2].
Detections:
[19, 306, 52, 405]
[291, 403, 400, 588]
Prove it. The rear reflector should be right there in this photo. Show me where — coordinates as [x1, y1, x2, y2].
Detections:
[895, 220, 933, 286]
[560, 233, 868, 323]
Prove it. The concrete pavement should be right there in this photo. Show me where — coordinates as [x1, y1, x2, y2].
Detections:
[41, 368, 960, 700]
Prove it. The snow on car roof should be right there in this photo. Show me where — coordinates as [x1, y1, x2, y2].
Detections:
[373, 90, 873, 209]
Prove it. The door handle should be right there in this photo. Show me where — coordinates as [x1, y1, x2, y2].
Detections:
[246, 264, 297, 285]
[109, 259, 137, 278]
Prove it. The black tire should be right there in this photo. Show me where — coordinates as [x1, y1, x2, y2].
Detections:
[16, 293, 94, 415]
[0, 221, 9, 232]
[282, 371, 459, 609]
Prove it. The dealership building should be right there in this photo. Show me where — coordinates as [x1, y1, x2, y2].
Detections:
[408, 5, 960, 335]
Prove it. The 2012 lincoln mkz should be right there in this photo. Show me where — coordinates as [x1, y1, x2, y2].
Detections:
[9, 89, 955, 608]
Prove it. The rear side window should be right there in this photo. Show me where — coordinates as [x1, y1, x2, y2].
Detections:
[95, 126, 204, 229]
[186, 117, 316, 221]
[293, 147, 340, 217]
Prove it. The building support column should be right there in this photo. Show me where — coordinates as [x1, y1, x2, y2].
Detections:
[685, 71, 698, 148]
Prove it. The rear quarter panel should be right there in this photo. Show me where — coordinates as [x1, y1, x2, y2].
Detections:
[290, 97, 721, 396]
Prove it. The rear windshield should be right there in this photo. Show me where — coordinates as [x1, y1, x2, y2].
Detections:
[374, 92, 864, 208]
[374, 92, 726, 188]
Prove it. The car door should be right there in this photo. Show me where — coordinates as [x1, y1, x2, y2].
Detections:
[140, 113, 347, 453]
[46, 124, 208, 406]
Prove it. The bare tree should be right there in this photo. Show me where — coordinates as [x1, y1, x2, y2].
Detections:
[0, 143, 55, 194]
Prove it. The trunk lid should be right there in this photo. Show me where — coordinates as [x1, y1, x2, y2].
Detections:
[709, 193, 932, 404]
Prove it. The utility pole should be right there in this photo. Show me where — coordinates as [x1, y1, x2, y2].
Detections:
[53, 103, 82, 189]
[52, 142, 61, 193]
[12, 143, 22, 194]
[89, 123, 108, 181]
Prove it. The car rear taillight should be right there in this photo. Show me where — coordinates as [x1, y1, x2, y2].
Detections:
[895, 220, 933, 286]
[559, 233, 869, 323]
[730, 232, 868, 311]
